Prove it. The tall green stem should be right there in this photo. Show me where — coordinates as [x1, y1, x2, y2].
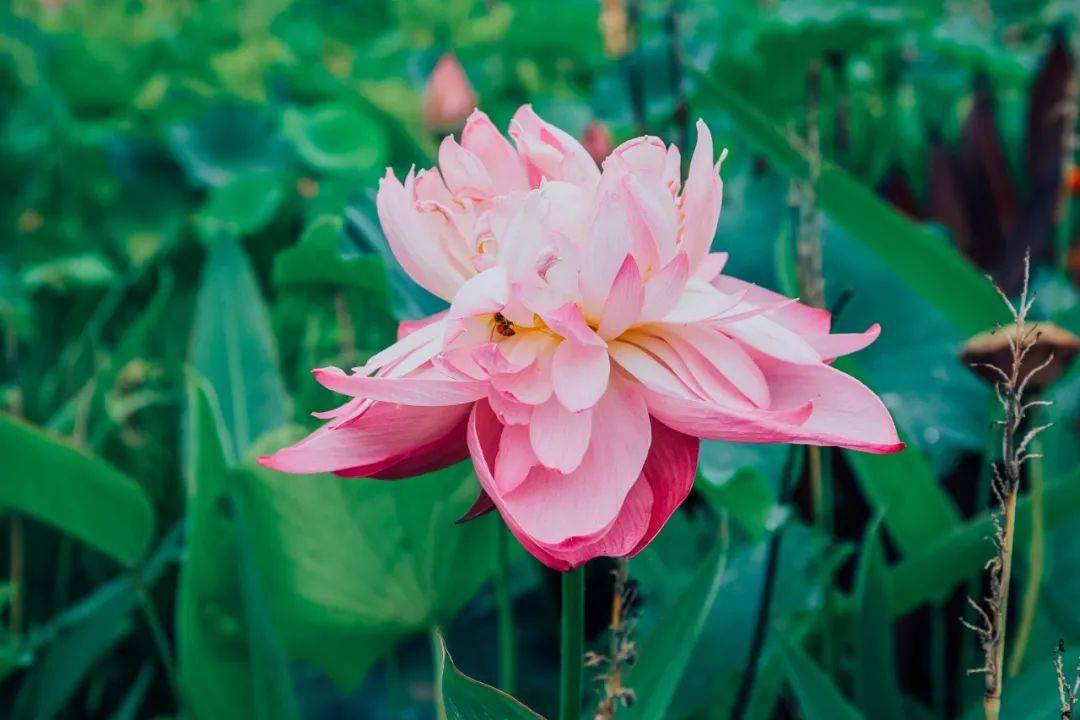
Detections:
[559, 566, 585, 720]
[494, 526, 517, 694]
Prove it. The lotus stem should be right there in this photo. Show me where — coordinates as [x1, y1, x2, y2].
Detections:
[560, 566, 585, 720]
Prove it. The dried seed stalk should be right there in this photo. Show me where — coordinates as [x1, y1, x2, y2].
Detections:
[1054, 640, 1080, 719]
[961, 252, 1054, 720]
[589, 559, 638, 719]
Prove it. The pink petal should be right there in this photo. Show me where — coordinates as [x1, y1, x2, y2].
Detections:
[719, 315, 822, 365]
[679, 120, 723, 271]
[608, 136, 672, 187]
[509, 105, 599, 188]
[467, 402, 571, 570]
[618, 332, 728, 403]
[438, 135, 494, 199]
[547, 479, 654, 567]
[622, 172, 678, 270]
[639, 253, 690, 322]
[472, 343, 528, 375]
[447, 266, 509, 322]
[804, 324, 881, 362]
[608, 340, 695, 399]
[495, 423, 539, 494]
[498, 331, 552, 366]
[491, 338, 557, 405]
[541, 302, 606, 347]
[578, 184, 634, 316]
[551, 341, 611, 411]
[662, 324, 770, 407]
[397, 310, 447, 341]
[313, 367, 488, 405]
[363, 316, 446, 373]
[661, 280, 746, 323]
[259, 402, 471, 475]
[466, 397, 656, 569]
[460, 109, 529, 192]
[711, 274, 831, 334]
[628, 418, 700, 555]
[340, 418, 471, 479]
[692, 252, 729, 281]
[500, 377, 651, 544]
[529, 396, 593, 473]
[644, 389, 815, 443]
[755, 357, 904, 454]
[376, 169, 469, 300]
[597, 255, 645, 340]
[487, 388, 532, 425]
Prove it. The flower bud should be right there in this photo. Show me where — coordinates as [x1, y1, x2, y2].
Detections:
[581, 121, 614, 166]
[422, 52, 477, 132]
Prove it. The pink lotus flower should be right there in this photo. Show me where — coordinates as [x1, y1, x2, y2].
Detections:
[261, 106, 903, 570]
[422, 52, 477, 132]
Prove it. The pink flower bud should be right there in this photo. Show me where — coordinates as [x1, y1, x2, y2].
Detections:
[581, 121, 614, 166]
[422, 52, 477, 132]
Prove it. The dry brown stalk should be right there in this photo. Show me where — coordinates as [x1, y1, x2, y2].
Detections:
[589, 559, 638, 719]
[961, 252, 1055, 720]
[1054, 640, 1080, 719]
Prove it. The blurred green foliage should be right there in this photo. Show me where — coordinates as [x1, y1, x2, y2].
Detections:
[1, 0, 1079, 718]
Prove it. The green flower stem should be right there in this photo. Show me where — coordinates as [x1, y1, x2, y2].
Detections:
[559, 566, 585, 720]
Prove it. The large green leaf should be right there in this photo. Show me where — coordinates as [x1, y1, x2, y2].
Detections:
[697, 466, 783, 540]
[0, 414, 153, 566]
[176, 375, 301, 720]
[853, 521, 904, 720]
[836, 358, 961, 555]
[888, 468, 1080, 615]
[272, 216, 388, 292]
[190, 235, 290, 458]
[778, 636, 865, 720]
[622, 528, 728, 719]
[630, 516, 841, 718]
[283, 102, 387, 173]
[436, 632, 544, 720]
[845, 437, 961, 556]
[169, 104, 290, 188]
[234, 426, 498, 689]
[691, 68, 1007, 336]
[197, 172, 286, 240]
